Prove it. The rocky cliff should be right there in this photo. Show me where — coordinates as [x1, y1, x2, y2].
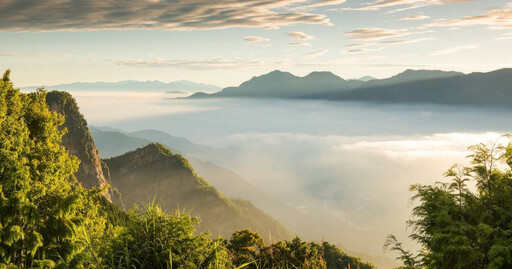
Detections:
[46, 91, 111, 198]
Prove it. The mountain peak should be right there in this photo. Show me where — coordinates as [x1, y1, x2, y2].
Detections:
[141, 142, 173, 156]
[104, 142, 290, 240]
[304, 71, 345, 82]
[45, 91, 111, 198]
[365, 69, 465, 86]
[356, 76, 377, 82]
[261, 70, 296, 78]
[395, 69, 463, 77]
[305, 71, 338, 78]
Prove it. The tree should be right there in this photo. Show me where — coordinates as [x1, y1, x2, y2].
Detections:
[259, 236, 326, 268]
[0, 70, 107, 268]
[323, 242, 374, 269]
[227, 229, 264, 267]
[387, 137, 512, 269]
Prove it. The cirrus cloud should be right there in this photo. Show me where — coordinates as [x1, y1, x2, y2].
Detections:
[306, 49, 328, 58]
[345, 28, 407, 40]
[114, 56, 274, 70]
[287, 31, 315, 40]
[0, 0, 334, 32]
[245, 36, 270, 42]
[337, 0, 478, 12]
[400, 15, 431, 20]
[288, 41, 313, 46]
[429, 44, 480, 56]
[427, 3, 512, 29]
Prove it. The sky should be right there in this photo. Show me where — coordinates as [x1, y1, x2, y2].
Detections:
[1, 0, 511, 87]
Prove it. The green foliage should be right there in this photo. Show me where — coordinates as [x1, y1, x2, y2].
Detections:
[1, 71, 374, 269]
[0, 70, 107, 268]
[226, 229, 374, 269]
[104, 143, 291, 242]
[100, 203, 232, 269]
[322, 242, 374, 269]
[388, 137, 512, 269]
[228, 229, 265, 267]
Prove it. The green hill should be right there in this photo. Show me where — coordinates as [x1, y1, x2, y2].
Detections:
[104, 143, 290, 241]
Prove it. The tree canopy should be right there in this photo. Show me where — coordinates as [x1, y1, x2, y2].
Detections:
[387, 137, 512, 269]
[1, 70, 373, 268]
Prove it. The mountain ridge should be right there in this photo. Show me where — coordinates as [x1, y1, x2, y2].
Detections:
[189, 68, 466, 99]
[332, 68, 512, 106]
[25, 79, 221, 92]
[104, 142, 291, 241]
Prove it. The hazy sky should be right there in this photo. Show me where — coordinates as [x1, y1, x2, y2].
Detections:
[1, 0, 511, 87]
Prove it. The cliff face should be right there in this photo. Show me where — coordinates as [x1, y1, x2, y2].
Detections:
[46, 91, 110, 197]
[104, 143, 290, 241]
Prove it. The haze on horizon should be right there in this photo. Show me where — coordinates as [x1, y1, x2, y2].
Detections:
[1, 0, 511, 87]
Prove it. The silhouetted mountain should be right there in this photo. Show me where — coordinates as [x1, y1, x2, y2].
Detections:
[26, 80, 220, 93]
[190, 70, 360, 99]
[90, 127, 151, 158]
[333, 68, 512, 106]
[189, 69, 466, 99]
[362, 69, 463, 88]
[104, 143, 290, 241]
[128, 130, 216, 157]
[355, 76, 377, 82]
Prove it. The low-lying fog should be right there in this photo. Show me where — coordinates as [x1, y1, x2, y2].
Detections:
[73, 91, 512, 262]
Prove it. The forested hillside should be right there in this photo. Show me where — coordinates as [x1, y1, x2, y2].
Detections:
[0, 70, 374, 268]
[104, 143, 290, 241]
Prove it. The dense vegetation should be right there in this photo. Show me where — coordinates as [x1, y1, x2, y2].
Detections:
[104, 143, 291, 242]
[1, 70, 373, 268]
[386, 137, 512, 268]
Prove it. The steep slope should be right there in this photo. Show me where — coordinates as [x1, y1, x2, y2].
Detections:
[104, 143, 290, 241]
[90, 127, 399, 268]
[334, 68, 512, 106]
[190, 70, 357, 99]
[89, 127, 297, 222]
[46, 91, 110, 192]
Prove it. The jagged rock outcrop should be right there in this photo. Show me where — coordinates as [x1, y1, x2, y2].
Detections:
[46, 91, 111, 199]
[104, 143, 290, 241]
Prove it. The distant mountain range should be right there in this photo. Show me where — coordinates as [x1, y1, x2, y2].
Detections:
[191, 70, 362, 99]
[188, 68, 512, 107]
[25, 80, 221, 93]
[189, 69, 465, 99]
[334, 68, 512, 106]
[355, 76, 377, 82]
